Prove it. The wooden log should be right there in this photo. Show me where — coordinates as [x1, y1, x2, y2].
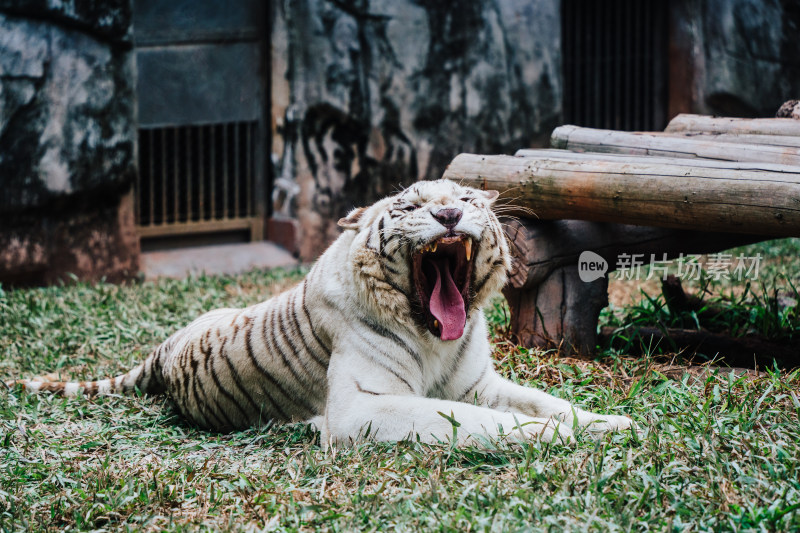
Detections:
[550, 125, 800, 166]
[515, 148, 800, 172]
[640, 131, 800, 150]
[442, 153, 800, 237]
[665, 113, 800, 137]
[503, 218, 765, 290]
[599, 326, 799, 369]
[661, 274, 710, 318]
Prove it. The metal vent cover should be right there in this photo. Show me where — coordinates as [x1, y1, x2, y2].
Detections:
[135, 122, 261, 239]
[562, 0, 668, 131]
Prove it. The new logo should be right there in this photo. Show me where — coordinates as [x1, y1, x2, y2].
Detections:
[578, 251, 608, 282]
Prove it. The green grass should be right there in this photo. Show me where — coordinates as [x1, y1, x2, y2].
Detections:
[2, 249, 800, 531]
[601, 239, 800, 357]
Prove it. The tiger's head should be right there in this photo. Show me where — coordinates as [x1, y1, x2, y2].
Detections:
[338, 179, 511, 341]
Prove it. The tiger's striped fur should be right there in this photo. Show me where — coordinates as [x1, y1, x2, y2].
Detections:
[10, 180, 632, 444]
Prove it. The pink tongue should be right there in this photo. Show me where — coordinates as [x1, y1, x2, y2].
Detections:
[428, 258, 466, 340]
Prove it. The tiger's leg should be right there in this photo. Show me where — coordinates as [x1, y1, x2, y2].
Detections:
[463, 366, 633, 435]
[322, 357, 573, 446]
[323, 390, 573, 446]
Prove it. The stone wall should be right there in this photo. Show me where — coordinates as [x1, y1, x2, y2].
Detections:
[0, 1, 137, 284]
[271, 0, 800, 261]
[3, 0, 797, 280]
[684, 0, 800, 117]
[271, 0, 562, 260]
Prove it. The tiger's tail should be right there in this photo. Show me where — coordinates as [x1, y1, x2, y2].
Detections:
[6, 344, 168, 397]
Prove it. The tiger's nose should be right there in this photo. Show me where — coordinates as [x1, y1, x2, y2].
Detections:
[432, 207, 462, 229]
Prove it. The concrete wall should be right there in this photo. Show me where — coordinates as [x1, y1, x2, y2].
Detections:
[0, 1, 138, 284]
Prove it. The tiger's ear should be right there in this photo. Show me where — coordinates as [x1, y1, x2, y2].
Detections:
[338, 206, 367, 229]
[481, 189, 500, 202]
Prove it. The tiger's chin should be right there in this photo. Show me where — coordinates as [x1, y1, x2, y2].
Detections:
[411, 233, 475, 341]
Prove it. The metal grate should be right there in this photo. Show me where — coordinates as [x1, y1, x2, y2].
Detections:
[135, 121, 261, 239]
[562, 0, 668, 131]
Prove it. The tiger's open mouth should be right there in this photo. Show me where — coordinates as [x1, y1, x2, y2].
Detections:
[411, 234, 474, 340]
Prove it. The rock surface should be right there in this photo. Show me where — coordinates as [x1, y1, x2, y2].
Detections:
[0, 3, 136, 283]
[271, 0, 561, 259]
[776, 99, 800, 119]
[694, 0, 800, 117]
[0, 12, 135, 214]
[0, 0, 132, 41]
[271, 0, 800, 261]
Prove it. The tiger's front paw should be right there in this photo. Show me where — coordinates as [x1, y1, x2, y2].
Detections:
[517, 418, 575, 445]
[583, 414, 635, 436]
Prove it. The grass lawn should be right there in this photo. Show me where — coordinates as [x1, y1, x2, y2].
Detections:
[1, 241, 799, 531]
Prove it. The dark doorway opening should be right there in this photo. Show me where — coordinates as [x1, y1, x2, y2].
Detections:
[562, 0, 669, 131]
[132, 0, 269, 247]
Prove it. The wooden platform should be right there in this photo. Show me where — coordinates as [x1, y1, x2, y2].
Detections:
[442, 112, 800, 356]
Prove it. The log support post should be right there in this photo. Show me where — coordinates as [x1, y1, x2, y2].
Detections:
[501, 218, 765, 356]
[503, 266, 607, 354]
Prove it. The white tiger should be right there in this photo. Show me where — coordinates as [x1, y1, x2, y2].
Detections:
[10, 179, 632, 445]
